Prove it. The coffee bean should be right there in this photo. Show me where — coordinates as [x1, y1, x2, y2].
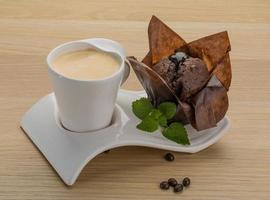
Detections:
[182, 177, 191, 187]
[164, 153, 175, 161]
[160, 181, 170, 190]
[174, 184, 183, 192]
[168, 178, 178, 187]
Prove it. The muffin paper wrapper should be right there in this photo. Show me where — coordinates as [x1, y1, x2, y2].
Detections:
[129, 16, 231, 131]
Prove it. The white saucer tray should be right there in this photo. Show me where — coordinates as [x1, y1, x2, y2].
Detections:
[21, 90, 230, 185]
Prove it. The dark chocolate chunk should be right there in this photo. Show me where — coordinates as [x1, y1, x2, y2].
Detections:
[169, 55, 179, 66]
[174, 52, 188, 62]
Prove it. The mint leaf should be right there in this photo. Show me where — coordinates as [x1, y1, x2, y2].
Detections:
[158, 102, 177, 119]
[136, 115, 159, 132]
[158, 115, 167, 127]
[149, 109, 167, 127]
[132, 98, 153, 120]
[162, 122, 190, 145]
[149, 109, 162, 120]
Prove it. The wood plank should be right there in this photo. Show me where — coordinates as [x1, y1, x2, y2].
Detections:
[0, 0, 269, 23]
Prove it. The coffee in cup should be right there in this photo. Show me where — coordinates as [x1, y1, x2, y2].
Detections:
[52, 49, 120, 80]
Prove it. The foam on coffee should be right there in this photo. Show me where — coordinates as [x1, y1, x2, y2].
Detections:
[52, 49, 120, 80]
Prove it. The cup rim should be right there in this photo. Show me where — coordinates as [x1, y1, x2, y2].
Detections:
[47, 38, 125, 83]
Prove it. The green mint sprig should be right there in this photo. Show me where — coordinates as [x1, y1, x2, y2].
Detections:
[132, 98, 153, 119]
[132, 97, 190, 145]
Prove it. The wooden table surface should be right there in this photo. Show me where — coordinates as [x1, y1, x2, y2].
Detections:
[1, 0, 270, 199]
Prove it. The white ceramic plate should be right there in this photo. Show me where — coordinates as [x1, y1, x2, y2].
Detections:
[21, 89, 230, 185]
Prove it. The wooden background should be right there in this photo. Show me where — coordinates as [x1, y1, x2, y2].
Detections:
[0, 0, 270, 199]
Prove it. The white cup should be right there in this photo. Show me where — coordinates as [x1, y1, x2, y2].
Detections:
[47, 38, 130, 132]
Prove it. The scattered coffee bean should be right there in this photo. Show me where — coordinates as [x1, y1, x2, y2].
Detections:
[160, 181, 170, 190]
[168, 178, 178, 187]
[103, 150, 110, 154]
[174, 184, 184, 193]
[182, 177, 191, 187]
[164, 153, 175, 161]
